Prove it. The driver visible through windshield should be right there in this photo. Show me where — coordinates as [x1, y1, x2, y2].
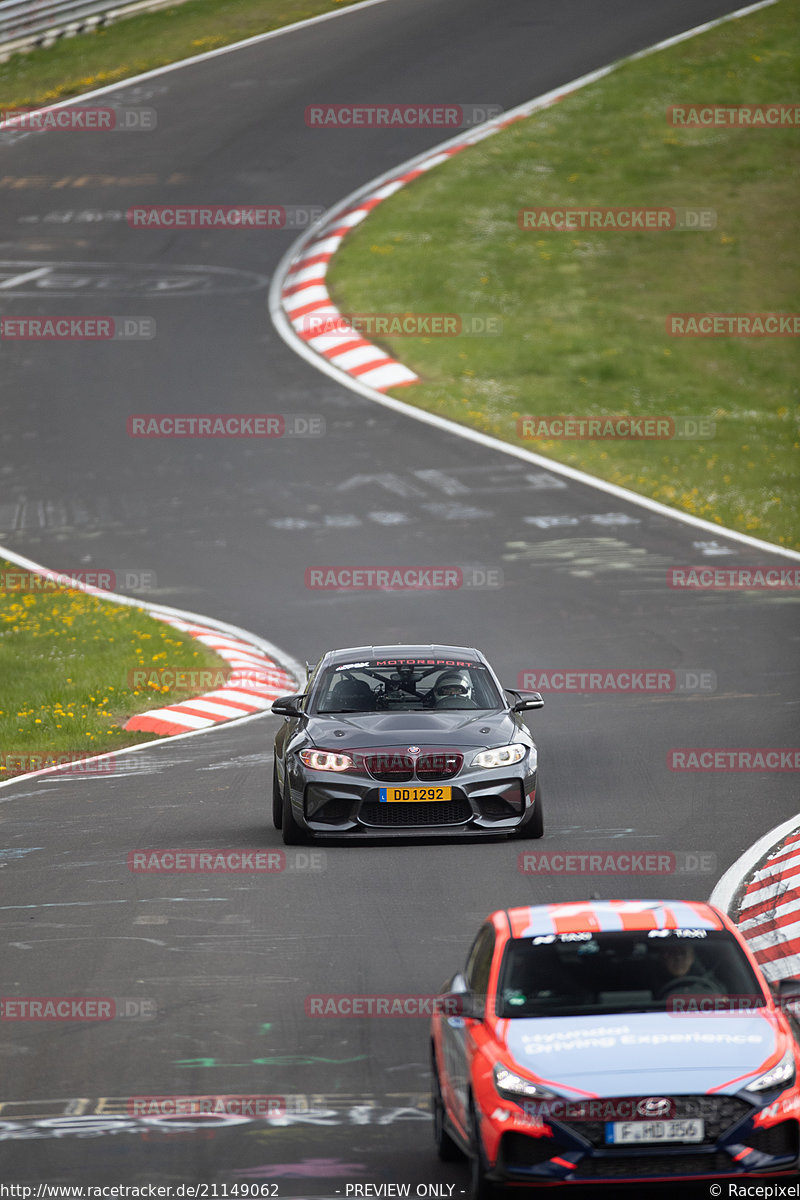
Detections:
[313, 660, 504, 713]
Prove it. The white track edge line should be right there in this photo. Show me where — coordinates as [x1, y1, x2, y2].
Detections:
[269, 0, 798, 562]
[0, 0, 391, 124]
[0, 542, 304, 794]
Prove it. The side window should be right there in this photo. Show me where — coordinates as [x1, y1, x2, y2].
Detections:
[465, 924, 496, 997]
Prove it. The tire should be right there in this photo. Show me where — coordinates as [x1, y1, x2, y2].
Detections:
[272, 761, 283, 830]
[431, 1047, 462, 1162]
[516, 784, 544, 839]
[469, 1097, 496, 1200]
[281, 775, 308, 846]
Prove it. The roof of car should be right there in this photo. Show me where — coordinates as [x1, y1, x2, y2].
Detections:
[502, 900, 725, 938]
[324, 644, 483, 664]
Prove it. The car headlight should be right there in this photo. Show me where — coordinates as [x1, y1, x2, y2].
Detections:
[744, 1049, 796, 1094]
[298, 749, 354, 772]
[493, 1063, 558, 1103]
[471, 743, 529, 769]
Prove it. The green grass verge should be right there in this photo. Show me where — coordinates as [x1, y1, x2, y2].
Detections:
[0, 561, 231, 778]
[0, 0, 368, 108]
[328, 0, 800, 549]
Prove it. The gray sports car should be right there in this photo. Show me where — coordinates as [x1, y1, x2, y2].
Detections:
[270, 644, 544, 844]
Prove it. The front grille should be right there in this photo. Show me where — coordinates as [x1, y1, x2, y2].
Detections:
[359, 799, 472, 826]
[564, 1095, 753, 1148]
[501, 1132, 568, 1168]
[364, 754, 414, 782]
[747, 1119, 799, 1158]
[576, 1151, 734, 1179]
[416, 752, 463, 780]
[364, 750, 463, 782]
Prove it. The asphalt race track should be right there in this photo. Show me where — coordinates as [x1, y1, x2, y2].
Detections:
[1, 0, 798, 1192]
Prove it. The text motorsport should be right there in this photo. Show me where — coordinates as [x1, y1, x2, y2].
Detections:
[127, 849, 326, 872]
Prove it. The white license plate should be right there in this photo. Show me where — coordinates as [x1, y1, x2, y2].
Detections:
[607, 1119, 704, 1145]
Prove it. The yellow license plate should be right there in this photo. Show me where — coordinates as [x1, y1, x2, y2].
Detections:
[379, 786, 452, 803]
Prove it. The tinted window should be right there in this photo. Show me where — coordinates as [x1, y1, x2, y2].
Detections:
[495, 930, 766, 1017]
[466, 924, 496, 997]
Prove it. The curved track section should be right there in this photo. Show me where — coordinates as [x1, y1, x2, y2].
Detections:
[1, 0, 797, 1189]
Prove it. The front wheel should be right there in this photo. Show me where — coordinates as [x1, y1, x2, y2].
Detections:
[516, 784, 544, 839]
[431, 1047, 462, 1162]
[469, 1098, 495, 1200]
[281, 776, 308, 845]
[272, 761, 283, 830]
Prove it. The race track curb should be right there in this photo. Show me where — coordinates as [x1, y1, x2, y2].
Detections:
[710, 815, 800, 983]
[0, 544, 303, 787]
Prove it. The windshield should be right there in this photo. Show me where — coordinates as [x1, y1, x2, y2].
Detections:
[313, 659, 504, 713]
[495, 930, 767, 1018]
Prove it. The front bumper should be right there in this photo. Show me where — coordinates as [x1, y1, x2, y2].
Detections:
[287, 762, 538, 837]
[484, 1095, 800, 1184]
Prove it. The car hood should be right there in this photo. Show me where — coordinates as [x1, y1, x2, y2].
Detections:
[304, 709, 522, 750]
[502, 1010, 782, 1097]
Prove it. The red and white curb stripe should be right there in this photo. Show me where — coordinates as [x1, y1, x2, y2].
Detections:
[124, 614, 297, 736]
[276, 0, 779, 396]
[278, 128, 530, 392]
[711, 815, 800, 982]
[0, 545, 303, 788]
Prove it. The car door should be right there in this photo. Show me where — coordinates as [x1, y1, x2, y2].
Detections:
[441, 922, 496, 1137]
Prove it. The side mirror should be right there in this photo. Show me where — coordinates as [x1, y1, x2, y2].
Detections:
[505, 688, 544, 712]
[271, 693, 306, 718]
[435, 991, 484, 1020]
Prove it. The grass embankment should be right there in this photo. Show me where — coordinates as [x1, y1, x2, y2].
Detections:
[0, 0, 368, 109]
[328, 0, 800, 548]
[0, 561, 230, 777]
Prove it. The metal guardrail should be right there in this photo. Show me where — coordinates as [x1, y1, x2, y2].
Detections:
[0, 0, 182, 60]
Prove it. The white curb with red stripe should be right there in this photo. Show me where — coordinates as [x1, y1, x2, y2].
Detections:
[124, 615, 297, 735]
[0, 545, 303, 784]
[276, 0, 779, 395]
[711, 815, 800, 983]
